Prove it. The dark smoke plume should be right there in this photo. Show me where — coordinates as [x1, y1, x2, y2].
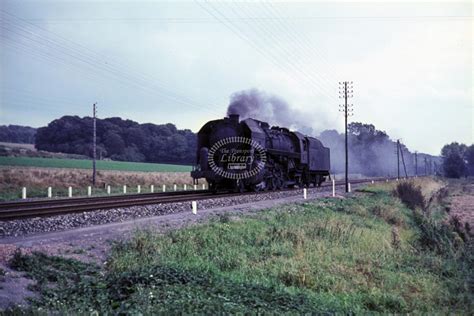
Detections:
[226, 88, 440, 178]
[227, 88, 317, 135]
[225, 88, 440, 178]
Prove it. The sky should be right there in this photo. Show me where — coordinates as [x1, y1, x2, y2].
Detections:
[0, 0, 472, 155]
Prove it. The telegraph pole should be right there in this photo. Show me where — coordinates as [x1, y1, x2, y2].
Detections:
[415, 151, 418, 176]
[396, 140, 400, 179]
[339, 81, 354, 193]
[425, 157, 428, 176]
[92, 103, 97, 186]
[399, 141, 408, 178]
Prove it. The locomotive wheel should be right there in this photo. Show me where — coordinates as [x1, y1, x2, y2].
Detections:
[252, 183, 263, 192]
[236, 180, 245, 193]
[267, 178, 275, 191]
[274, 171, 284, 190]
[318, 176, 326, 187]
[208, 182, 218, 194]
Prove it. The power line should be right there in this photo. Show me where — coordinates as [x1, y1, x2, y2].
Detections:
[197, 1, 321, 96]
[262, 1, 342, 83]
[5, 15, 471, 23]
[228, 1, 339, 99]
[1, 10, 224, 116]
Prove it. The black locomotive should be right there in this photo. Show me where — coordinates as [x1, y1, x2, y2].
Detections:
[191, 114, 330, 192]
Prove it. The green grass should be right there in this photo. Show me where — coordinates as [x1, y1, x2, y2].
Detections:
[6, 188, 473, 314]
[0, 156, 192, 172]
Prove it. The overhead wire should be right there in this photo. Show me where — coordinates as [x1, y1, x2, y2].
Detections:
[262, 1, 342, 83]
[1, 9, 224, 116]
[229, 1, 339, 100]
[195, 1, 338, 104]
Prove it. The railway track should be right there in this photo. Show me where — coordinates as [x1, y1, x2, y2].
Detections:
[0, 177, 397, 220]
[0, 190, 213, 220]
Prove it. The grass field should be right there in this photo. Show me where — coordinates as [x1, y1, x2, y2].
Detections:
[0, 156, 192, 172]
[6, 179, 472, 313]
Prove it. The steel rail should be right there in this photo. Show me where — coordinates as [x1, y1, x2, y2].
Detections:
[0, 177, 403, 220]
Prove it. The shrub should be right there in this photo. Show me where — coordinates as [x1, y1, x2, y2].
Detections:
[412, 210, 469, 255]
[394, 182, 425, 210]
[370, 203, 405, 226]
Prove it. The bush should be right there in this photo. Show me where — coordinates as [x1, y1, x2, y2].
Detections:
[411, 210, 469, 256]
[394, 182, 425, 210]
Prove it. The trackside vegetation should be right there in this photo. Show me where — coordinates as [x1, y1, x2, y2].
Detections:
[5, 179, 473, 313]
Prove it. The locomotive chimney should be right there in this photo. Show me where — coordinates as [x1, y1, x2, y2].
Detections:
[229, 114, 239, 123]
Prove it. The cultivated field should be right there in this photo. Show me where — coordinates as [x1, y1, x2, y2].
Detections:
[3, 177, 472, 313]
[0, 157, 192, 172]
[0, 142, 36, 150]
[0, 166, 194, 201]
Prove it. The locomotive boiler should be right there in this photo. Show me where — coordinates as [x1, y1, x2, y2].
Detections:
[191, 114, 330, 192]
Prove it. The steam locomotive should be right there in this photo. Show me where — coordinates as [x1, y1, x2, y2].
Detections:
[191, 114, 330, 192]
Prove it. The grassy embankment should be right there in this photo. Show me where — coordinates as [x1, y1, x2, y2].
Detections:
[5, 178, 473, 313]
[0, 157, 193, 201]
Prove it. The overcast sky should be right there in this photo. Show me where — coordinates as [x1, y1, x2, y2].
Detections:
[0, 0, 472, 155]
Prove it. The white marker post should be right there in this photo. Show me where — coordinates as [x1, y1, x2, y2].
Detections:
[22, 187, 26, 199]
[68, 187, 72, 198]
[371, 180, 374, 184]
[303, 188, 307, 199]
[192, 201, 197, 214]
[174, 184, 177, 191]
[107, 185, 111, 194]
[87, 186, 92, 197]
[47, 187, 52, 198]
[123, 185, 127, 194]
[184, 184, 187, 191]
[332, 179, 336, 197]
[348, 183, 352, 193]
[194, 184, 197, 190]
[150, 185, 154, 193]
[202, 183, 206, 190]
[162, 184, 166, 192]
[137, 185, 141, 193]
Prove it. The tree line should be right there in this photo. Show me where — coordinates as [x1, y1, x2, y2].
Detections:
[318, 122, 441, 177]
[34, 116, 196, 164]
[0, 125, 36, 144]
[2, 117, 472, 178]
[440, 142, 474, 178]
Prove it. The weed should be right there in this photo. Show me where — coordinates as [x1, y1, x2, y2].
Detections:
[7, 181, 473, 314]
[394, 181, 425, 210]
[391, 226, 401, 249]
[370, 202, 405, 226]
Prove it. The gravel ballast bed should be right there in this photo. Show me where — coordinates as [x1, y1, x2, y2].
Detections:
[0, 184, 361, 238]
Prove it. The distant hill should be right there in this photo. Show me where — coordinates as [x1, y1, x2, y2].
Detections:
[0, 125, 37, 144]
[35, 116, 196, 164]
